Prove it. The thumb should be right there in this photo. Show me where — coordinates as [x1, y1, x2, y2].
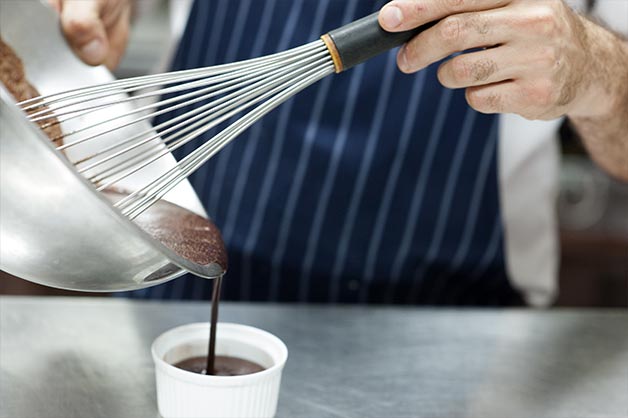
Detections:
[60, 0, 109, 66]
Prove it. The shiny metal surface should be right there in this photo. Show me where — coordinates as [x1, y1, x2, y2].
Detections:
[0, 1, 223, 291]
[1, 296, 627, 418]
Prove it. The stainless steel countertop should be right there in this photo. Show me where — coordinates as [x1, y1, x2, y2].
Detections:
[1, 296, 626, 418]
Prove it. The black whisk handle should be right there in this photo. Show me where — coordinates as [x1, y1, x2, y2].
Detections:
[322, 12, 436, 73]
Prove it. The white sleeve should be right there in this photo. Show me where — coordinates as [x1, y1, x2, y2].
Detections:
[592, 0, 628, 36]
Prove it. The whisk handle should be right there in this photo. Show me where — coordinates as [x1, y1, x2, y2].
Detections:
[322, 12, 436, 73]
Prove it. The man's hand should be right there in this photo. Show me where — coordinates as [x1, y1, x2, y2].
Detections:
[48, 0, 132, 70]
[378, 0, 613, 120]
[379, 0, 628, 181]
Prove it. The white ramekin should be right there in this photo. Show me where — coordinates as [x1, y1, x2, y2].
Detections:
[151, 322, 288, 418]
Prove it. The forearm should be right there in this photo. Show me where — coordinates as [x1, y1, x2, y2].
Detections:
[568, 19, 628, 181]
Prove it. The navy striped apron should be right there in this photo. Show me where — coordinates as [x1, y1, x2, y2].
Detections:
[124, 0, 524, 306]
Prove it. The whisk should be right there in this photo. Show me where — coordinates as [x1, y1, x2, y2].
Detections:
[18, 13, 430, 220]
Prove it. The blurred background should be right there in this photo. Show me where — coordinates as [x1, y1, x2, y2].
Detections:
[1, 0, 626, 307]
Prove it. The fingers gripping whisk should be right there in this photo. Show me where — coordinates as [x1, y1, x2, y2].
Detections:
[18, 41, 334, 219]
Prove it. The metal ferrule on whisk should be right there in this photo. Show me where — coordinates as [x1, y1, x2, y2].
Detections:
[321, 12, 434, 73]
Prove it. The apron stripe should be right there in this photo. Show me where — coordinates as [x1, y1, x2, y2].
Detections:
[408, 106, 477, 301]
[360, 70, 427, 303]
[201, 0, 264, 218]
[299, 66, 365, 300]
[181, 0, 229, 173]
[172, 0, 246, 300]
[328, 49, 397, 302]
[236, 0, 325, 300]
[214, 0, 279, 242]
[191, 0, 255, 213]
[387, 85, 453, 298]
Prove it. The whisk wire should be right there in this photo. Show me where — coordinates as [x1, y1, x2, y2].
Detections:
[83, 53, 330, 188]
[118, 62, 334, 218]
[18, 41, 323, 112]
[18, 39, 334, 220]
[61, 49, 330, 155]
[58, 60, 278, 151]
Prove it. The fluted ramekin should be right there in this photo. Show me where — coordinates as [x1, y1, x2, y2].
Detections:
[152, 322, 288, 418]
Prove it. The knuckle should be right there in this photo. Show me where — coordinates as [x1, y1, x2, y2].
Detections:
[450, 56, 498, 85]
[445, 0, 466, 12]
[536, 5, 556, 23]
[538, 46, 559, 69]
[65, 17, 93, 37]
[469, 13, 491, 36]
[533, 5, 559, 35]
[410, 1, 429, 19]
[484, 93, 502, 112]
[526, 80, 556, 108]
[471, 59, 498, 82]
[440, 17, 463, 44]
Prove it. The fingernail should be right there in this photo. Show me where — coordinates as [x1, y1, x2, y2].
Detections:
[81, 39, 105, 63]
[381, 5, 403, 29]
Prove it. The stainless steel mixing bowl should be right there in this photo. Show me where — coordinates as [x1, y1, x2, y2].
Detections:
[0, 0, 223, 291]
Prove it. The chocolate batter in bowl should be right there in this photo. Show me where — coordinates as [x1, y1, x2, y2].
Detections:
[0, 37, 63, 146]
[104, 190, 227, 271]
[0, 1, 224, 292]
